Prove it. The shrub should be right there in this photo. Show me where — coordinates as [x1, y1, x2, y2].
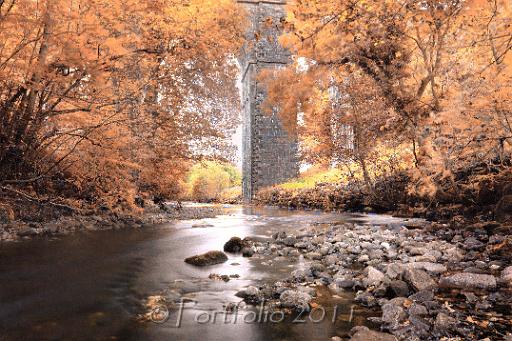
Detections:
[185, 161, 241, 202]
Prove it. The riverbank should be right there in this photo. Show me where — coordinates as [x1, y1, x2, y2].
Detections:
[0, 202, 227, 242]
[255, 165, 512, 227]
[230, 217, 512, 340]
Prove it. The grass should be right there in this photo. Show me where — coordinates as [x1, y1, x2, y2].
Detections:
[277, 144, 414, 191]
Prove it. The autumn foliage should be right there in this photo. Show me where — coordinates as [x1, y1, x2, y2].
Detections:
[0, 0, 244, 218]
[263, 0, 512, 197]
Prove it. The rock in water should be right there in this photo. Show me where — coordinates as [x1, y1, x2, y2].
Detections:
[439, 273, 497, 291]
[223, 237, 246, 253]
[241, 247, 254, 257]
[184, 251, 228, 266]
[350, 326, 397, 341]
[235, 286, 262, 304]
[279, 290, 312, 311]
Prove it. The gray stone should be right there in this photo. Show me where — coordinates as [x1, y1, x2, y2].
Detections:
[496, 195, 512, 222]
[323, 254, 339, 266]
[388, 280, 410, 298]
[283, 236, 297, 247]
[358, 254, 370, 263]
[463, 267, 488, 274]
[434, 313, 457, 333]
[408, 262, 447, 274]
[319, 245, 331, 256]
[291, 269, 312, 282]
[368, 249, 385, 260]
[463, 237, 485, 250]
[355, 291, 378, 307]
[363, 266, 385, 287]
[297, 286, 316, 297]
[17, 226, 38, 237]
[386, 263, 405, 279]
[381, 303, 407, 327]
[242, 247, 254, 257]
[288, 249, 300, 257]
[336, 279, 355, 289]
[404, 269, 437, 292]
[279, 290, 312, 311]
[408, 303, 428, 316]
[408, 290, 434, 303]
[223, 237, 247, 253]
[310, 262, 326, 273]
[305, 252, 323, 260]
[235, 286, 261, 303]
[349, 326, 397, 341]
[500, 266, 512, 287]
[408, 315, 432, 336]
[294, 241, 309, 249]
[388, 297, 409, 307]
[439, 273, 497, 291]
[408, 247, 427, 256]
[442, 246, 464, 261]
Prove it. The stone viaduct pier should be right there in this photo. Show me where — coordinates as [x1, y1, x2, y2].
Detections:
[238, 0, 299, 200]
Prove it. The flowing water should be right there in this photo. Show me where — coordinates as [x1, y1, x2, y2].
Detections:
[0, 206, 410, 341]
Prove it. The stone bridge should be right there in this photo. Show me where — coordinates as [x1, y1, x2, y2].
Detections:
[238, 0, 299, 201]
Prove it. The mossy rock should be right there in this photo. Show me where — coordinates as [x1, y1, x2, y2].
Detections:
[185, 251, 228, 266]
[223, 237, 248, 253]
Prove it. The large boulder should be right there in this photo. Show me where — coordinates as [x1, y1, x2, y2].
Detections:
[349, 326, 397, 341]
[223, 237, 247, 253]
[404, 269, 437, 292]
[184, 251, 228, 266]
[439, 273, 497, 291]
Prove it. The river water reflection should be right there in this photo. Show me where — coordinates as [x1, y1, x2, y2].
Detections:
[0, 206, 407, 341]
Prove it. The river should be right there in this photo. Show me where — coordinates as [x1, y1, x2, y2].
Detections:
[0, 206, 411, 341]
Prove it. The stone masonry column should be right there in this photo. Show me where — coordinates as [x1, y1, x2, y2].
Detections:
[238, 0, 299, 201]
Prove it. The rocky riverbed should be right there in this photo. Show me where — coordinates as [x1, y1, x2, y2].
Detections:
[0, 202, 226, 242]
[220, 219, 512, 340]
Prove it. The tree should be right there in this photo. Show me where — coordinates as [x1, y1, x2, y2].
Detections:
[0, 0, 245, 214]
[263, 0, 512, 196]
